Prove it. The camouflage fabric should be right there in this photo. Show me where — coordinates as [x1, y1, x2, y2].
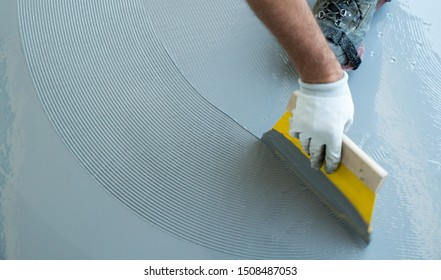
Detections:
[313, 0, 391, 70]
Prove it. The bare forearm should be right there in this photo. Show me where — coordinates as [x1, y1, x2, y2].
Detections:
[247, 0, 342, 83]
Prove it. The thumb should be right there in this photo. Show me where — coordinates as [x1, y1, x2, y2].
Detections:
[343, 118, 353, 133]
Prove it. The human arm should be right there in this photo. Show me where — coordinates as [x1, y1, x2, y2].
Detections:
[246, 0, 342, 83]
[246, 0, 354, 173]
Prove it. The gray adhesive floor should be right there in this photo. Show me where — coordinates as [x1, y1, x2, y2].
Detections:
[1, 0, 441, 259]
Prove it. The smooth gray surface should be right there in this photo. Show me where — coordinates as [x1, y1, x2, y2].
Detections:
[0, 0, 440, 259]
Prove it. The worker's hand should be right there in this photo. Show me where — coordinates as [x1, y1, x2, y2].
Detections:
[289, 72, 354, 173]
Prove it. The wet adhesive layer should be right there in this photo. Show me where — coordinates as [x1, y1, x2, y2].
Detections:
[17, 0, 365, 259]
[0, 37, 11, 259]
[16, 0, 441, 259]
[148, 0, 297, 136]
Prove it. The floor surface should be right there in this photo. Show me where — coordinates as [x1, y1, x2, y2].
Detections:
[1, 0, 441, 259]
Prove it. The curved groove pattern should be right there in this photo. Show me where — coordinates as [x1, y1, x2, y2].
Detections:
[148, 0, 297, 137]
[17, 0, 441, 259]
[18, 0, 362, 258]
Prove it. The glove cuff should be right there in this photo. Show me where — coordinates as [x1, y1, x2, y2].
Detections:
[299, 71, 349, 97]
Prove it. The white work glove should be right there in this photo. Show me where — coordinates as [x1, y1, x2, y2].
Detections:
[289, 71, 354, 173]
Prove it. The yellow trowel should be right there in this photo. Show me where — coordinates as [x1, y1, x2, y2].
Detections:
[262, 94, 388, 242]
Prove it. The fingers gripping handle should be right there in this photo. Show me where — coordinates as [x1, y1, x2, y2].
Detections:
[286, 93, 387, 193]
